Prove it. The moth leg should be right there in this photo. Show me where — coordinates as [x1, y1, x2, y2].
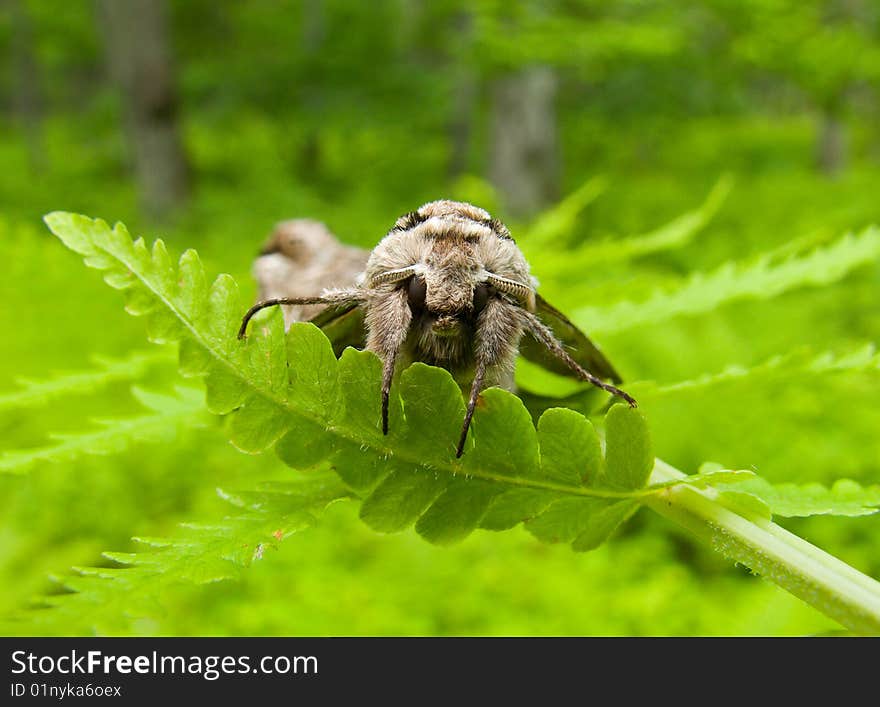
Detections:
[456, 357, 487, 458]
[456, 298, 522, 458]
[364, 288, 412, 436]
[517, 309, 637, 407]
[238, 289, 365, 339]
[380, 351, 398, 435]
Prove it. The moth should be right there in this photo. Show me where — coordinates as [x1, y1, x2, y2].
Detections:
[239, 200, 635, 457]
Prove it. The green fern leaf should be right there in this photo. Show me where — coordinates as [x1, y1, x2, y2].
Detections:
[536, 407, 603, 486]
[0, 386, 209, 474]
[533, 173, 732, 272]
[604, 403, 654, 490]
[648, 466, 755, 490]
[0, 349, 173, 412]
[6, 475, 349, 635]
[716, 477, 880, 519]
[633, 344, 880, 399]
[577, 226, 880, 334]
[521, 175, 607, 247]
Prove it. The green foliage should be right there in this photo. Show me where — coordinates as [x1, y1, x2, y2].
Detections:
[719, 477, 880, 520]
[5, 475, 349, 636]
[0, 386, 209, 475]
[634, 344, 880, 401]
[732, 0, 880, 106]
[520, 176, 608, 247]
[524, 174, 733, 271]
[576, 226, 880, 335]
[0, 350, 172, 412]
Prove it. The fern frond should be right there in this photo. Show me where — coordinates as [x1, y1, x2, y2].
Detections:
[534, 173, 732, 273]
[520, 175, 607, 246]
[576, 225, 880, 335]
[0, 386, 209, 474]
[5, 475, 350, 635]
[714, 476, 880, 519]
[633, 344, 880, 399]
[0, 349, 174, 412]
[759, 228, 839, 263]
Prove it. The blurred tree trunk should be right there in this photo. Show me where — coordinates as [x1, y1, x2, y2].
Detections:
[814, 0, 863, 176]
[98, 0, 190, 218]
[10, 0, 47, 173]
[397, 0, 422, 48]
[297, 0, 324, 181]
[301, 0, 325, 53]
[816, 106, 847, 176]
[448, 72, 476, 178]
[447, 11, 476, 178]
[488, 66, 560, 219]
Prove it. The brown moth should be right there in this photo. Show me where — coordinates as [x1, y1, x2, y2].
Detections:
[240, 200, 635, 457]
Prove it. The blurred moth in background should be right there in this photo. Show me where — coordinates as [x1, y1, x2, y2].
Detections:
[240, 200, 635, 457]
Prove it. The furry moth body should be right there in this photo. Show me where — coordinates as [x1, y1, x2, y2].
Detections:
[240, 200, 635, 458]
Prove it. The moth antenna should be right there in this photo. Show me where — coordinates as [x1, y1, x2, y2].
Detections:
[370, 265, 419, 287]
[238, 289, 369, 339]
[518, 309, 637, 407]
[456, 357, 487, 458]
[238, 297, 333, 339]
[484, 273, 535, 310]
[238, 297, 334, 339]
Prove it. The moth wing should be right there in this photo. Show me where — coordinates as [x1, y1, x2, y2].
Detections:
[306, 302, 367, 357]
[251, 219, 369, 328]
[516, 388, 598, 422]
[520, 294, 623, 383]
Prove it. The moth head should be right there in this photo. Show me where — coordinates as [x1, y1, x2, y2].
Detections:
[259, 219, 338, 262]
[365, 201, 536, 342]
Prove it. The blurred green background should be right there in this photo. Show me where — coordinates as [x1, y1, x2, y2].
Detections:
[1, 0, 879, 635]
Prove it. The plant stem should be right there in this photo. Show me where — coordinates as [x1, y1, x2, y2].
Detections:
[645, 459, 880, 635]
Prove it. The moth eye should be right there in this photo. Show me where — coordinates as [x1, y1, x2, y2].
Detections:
[473, 283, 490, 314]
[407, 274, 427, 313]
